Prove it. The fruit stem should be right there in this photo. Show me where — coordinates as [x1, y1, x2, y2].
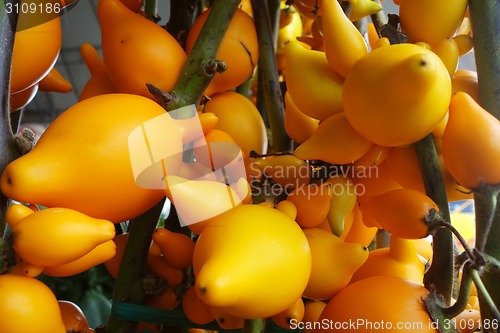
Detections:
[414, 135, 455, 306]
[0, 0, 21, 238]
[104, 199, 166, 333]
[468, 0, 500, 119]
[468, 2, 500, 329]
[243, 318, 266, 333]
[164, 0, 243, 112]
[144, 0, 159, 23]
[250, 0, 292, 153]
[469, 266, 500, 323]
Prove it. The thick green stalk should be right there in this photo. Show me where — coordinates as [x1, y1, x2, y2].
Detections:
[0, 0, 20, 237]
[250, 0, 291, 153]
[243, 319, 266, 333]
[144, 0, 158, 22]
[468, 2, 500, 331]
[165, 0, 242, 111]
[103, 199, 165, 333]
[468, 0, 500, 119]
[414, 135, 455, 305]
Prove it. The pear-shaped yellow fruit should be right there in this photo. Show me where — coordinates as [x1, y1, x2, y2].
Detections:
[193, 204, 311, 319]
[302, 227, 368, 300]
[343, 43, 451, 147]
[284, 40, 344, 121]
[293, 112, 373, 164]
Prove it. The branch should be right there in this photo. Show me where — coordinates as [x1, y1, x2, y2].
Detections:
[250, 0, 291, 153]
[161, 0, 243, 112]
[0, 0, 21, 237]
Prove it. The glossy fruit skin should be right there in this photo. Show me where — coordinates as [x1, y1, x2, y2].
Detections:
[286, 182, 333, 228]
[399, 0, 468, 47]
[359, 188, 438, 239]
[203, 91, 268, 157]
[317, 275, 438, 332]
[7, 205, 116, 268]
[182, 286, 215, 325]
[0, 94, 177, 222]
[186, 8, 259, 96]
[320, 0, 368, 78]
[193, 204, 311, 319]
[164, 176, 245, 234]
[284, 91, 319, 144]
[104, 233, 128, 279]
[79, 42, 117, 101]
[302, 227, 368, 300]
[343, 43, 451, 147]
[58, 300, 91, 333]
[284, 40, 344, 121]
[250, 154, 311, 191]
[11, 14, 61, 94]
[293, 112, 374, 165]
[442, 92, 500, 189]
[0, 274, 66, 333]
[271, 297, 305, 329]
[350, 235, 425, 285]
[98, 0, 186, 98]
[43, 239, 117, 277]
[38, 67, 72, 93]
[152, 227, 194, 269]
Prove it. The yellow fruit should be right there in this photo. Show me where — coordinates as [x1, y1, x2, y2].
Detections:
[202, 91, 268, 157]
[350, 235, 426, 285]
[284, 91, 319, 144]
[7, 205, 115, 267]
[432, 38, 459, 76]
[399, 0, 468, 47]
[321, 0, 368, 77]
[317, 275, 437, 332]
[284, 40, 344, 121]
[193, 204, 311, 318]
[302, 227, 369, 300]
[293, 112, 374, 164]
[164, 176, 246, 234]
[1, 94, 178, 222]
[343, 43, 451, 147]
[0, 274, 66, 333]
[442, 92, 500, 189]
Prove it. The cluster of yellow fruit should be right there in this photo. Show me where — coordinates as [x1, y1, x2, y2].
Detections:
[1, 0, 497, 332]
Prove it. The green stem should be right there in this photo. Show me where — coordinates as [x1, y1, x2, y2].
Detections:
[144, 0, 158, 22]
[473, 187, 498, 253]
[468, 0, 500, 119]
[414, 135, 455, 305]
[104, 199, 165, 333]
[470, 267, 500, 322]
[243, 319, 266, 333]
[468, 2, 500, 329]
[163, 0, 242, 112]
[0, 0, 21, 238]
[441, 261, 473, 319]
[250, 0, 291, 153]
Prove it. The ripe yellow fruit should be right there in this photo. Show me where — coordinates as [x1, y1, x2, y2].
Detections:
[284, 40, 344, 121]
[0, 274, 66, 333]
[343, 43, 451, 147]
[193, 204, 311, 318]
[302, 228, 368, 300]
[399, 0, 468, 47]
